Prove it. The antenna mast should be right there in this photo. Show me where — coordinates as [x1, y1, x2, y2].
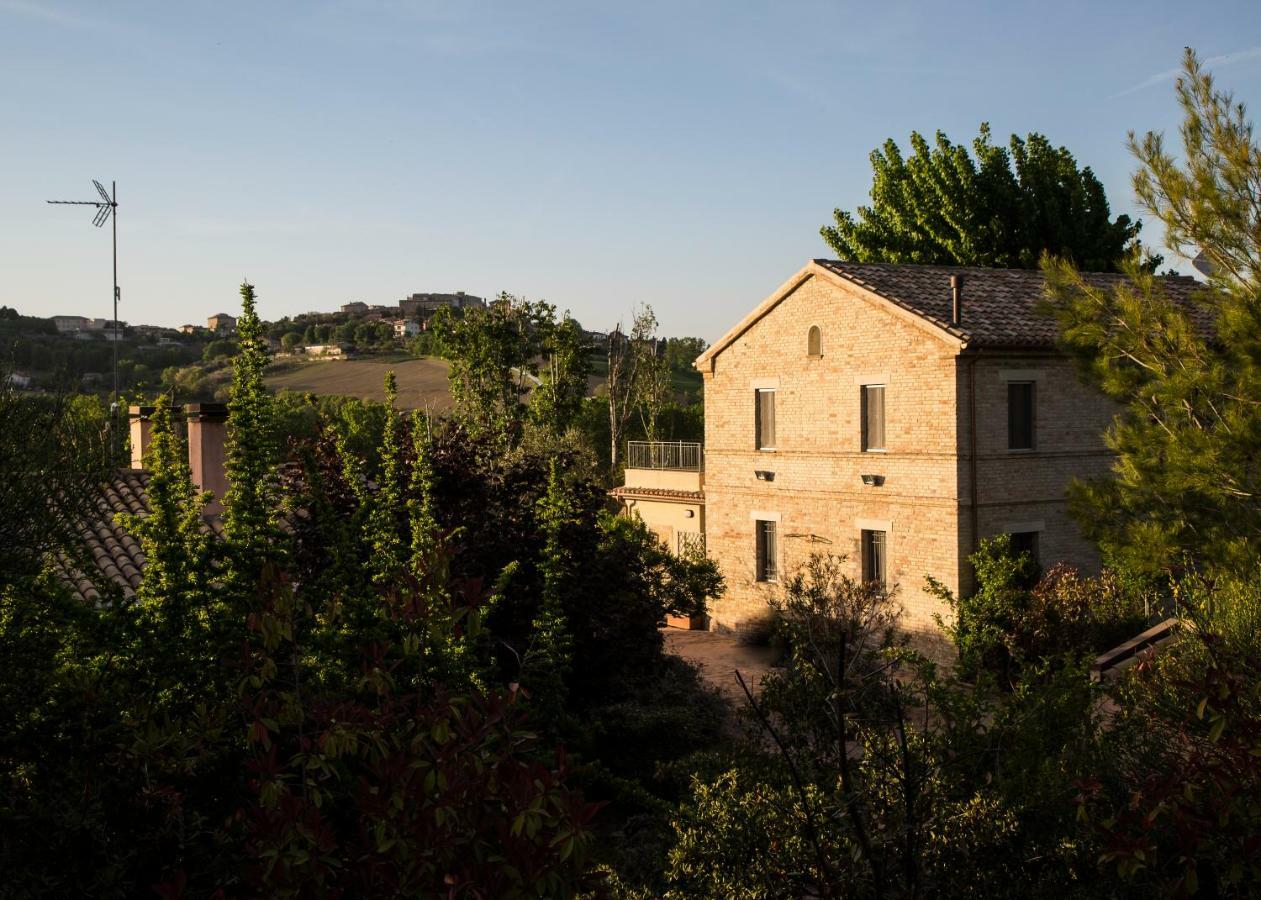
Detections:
[48, 180, 120, 407]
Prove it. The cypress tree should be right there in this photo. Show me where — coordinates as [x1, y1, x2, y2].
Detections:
[222, 282, 280, 580]
[522, 459, 576, 724]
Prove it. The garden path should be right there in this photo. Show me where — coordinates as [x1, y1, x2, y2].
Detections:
[661, 626, 778, 709]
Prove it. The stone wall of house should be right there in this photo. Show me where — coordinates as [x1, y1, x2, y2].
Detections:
[700, 270, 1118, 656]
[701, 272, 965, 649]
[958, 352, 1117, 593]
[620, 495, 705, 554]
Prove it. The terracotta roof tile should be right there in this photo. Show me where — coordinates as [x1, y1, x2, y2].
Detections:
[56, 469, 222, 605]
[813, 260, 1207, 349]
[609, 486, 705, 502]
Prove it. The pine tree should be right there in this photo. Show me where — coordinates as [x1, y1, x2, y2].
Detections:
[1042, 50, 1261, 576]
[823, 124, 1154, 272]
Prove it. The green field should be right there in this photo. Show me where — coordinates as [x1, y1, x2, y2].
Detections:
[265, 357, 454, 411]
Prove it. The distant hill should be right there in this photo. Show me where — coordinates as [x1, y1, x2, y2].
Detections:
[265, 357, 454, 411]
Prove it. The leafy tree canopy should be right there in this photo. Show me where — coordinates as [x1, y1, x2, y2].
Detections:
[823, 123, 1155, 272]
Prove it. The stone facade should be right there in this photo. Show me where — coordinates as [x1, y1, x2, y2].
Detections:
[696, 262, 1116, 652]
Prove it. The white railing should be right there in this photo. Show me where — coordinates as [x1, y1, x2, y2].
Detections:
[626, 440, 702, 471]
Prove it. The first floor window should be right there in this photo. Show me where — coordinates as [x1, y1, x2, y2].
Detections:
[862, 384, 885, 451]
[1008, 381, 1035, 450]
[862, 529, 887, 586]
[756, 520, 778, 582]
[756, 389, 776, 450]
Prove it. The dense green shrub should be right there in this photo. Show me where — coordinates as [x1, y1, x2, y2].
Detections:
[932, 534, 1152, 684]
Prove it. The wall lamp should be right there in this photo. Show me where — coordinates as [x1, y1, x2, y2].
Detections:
[754, 470, 775, 481]
[861, 474, 885, 487]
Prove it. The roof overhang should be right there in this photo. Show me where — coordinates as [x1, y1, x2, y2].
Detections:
[609, 486, 705, 504]
[694, 260, 968, 373]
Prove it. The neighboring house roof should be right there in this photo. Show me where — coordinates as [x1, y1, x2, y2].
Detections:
[57, 469, 224, 604]
[609, 486, 705, 503]
[696, 259, 1206, 368]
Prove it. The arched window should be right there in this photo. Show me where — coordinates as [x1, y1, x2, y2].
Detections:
[807, 325, 822, 358]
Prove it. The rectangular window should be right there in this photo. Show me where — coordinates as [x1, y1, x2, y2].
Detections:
[756, 389, 776, 450]
[1008, 381, 1035, 450]
[1009, 531, 1039, 566]
[861, 529, 887, 586]
[862, 384, 885, 451]
[755, 520, 778, 582]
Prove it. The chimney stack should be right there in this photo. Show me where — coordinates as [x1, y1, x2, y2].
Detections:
[128, 405, 157, 469]
[950, 274, 964, 326]
[185, 402, 229, 512]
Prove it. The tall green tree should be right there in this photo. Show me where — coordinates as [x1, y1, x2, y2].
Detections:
[1042, 50, 1261, 576]
[432, 295, 543, 442]
[223, 282, 279, 569]
[823, 124, 1152, 272]
[605, 305, 658, 471]
[529, 310, 591, 435]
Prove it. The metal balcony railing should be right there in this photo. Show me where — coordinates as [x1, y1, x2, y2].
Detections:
[626, 440, 702, 471]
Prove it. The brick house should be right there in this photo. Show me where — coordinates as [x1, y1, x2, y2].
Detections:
[619, 259, 1199, 650]
[207, 313, 237, 333]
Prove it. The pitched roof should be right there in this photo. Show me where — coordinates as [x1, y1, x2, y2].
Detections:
[814, 260, 1204, 349]
[56, 469, 224, 604]
[697, 260, 1206, 366]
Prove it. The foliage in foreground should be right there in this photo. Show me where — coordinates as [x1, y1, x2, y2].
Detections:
[930, 534, 1153, 685]
[0, 286, 608, 897]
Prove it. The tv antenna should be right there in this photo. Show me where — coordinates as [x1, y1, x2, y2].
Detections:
[48, 180, 120, 407]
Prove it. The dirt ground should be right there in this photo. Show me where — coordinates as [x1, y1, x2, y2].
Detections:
[266, 357, 454, 411]
[662, 626, 779, 707]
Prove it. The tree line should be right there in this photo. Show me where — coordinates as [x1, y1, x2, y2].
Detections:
[1, 48, 1258, 898]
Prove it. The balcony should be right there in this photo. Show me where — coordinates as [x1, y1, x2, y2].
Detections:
[626, 440, 702, 472]
[623, 441, 704, 494]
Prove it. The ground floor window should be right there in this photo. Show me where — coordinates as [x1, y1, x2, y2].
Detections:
[1009, 530, 1040, 566]
[755, 520, 778, 582]
[861, 529, 887, 586]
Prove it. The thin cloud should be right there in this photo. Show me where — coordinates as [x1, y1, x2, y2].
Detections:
[0, 0, 96, 29]
[1112, 45, 1261, 99]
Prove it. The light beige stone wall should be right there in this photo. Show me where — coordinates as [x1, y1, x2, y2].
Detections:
[620, 496, 705, 553]
[702, 272, 1118, 654]
[623, 468, 704, 492]
[702, 273, 964, 647]
[958, 353, 1116, 592]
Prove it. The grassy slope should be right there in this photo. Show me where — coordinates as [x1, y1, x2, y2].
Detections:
[265, 357, 454, 411]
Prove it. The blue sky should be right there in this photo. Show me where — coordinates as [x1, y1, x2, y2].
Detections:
[2, 1, 1259, 340]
